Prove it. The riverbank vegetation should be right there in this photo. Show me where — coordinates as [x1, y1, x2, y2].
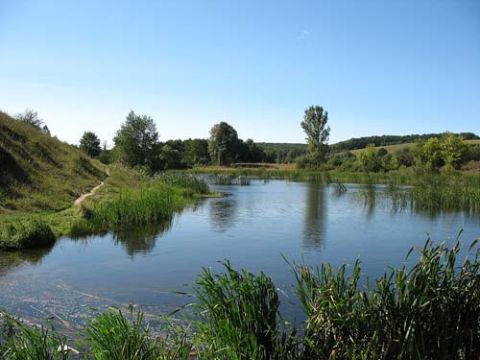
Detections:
[2, 106, 480, 249]
[1, 240, 478, 359]
[0, 167, 212, 249]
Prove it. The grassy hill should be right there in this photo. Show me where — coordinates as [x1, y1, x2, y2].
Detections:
[0, 111, 107, 214]
[350, 139, 480, 155]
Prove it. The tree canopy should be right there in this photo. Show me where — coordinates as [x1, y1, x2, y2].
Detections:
[113, 111, 159, 168]
[79, 131, 101, 158]
[208, 122, 239, 165]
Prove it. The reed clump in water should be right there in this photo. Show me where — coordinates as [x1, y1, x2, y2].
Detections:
[156, 172, 210, 195]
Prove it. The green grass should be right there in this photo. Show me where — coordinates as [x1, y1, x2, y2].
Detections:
[294, 239, 480, 359]
[0, 218, 55, 250]
[72, 173, 211, 236]
[0, 313, 70, 360]
[0, 168, 211, 249]
[0, 240, 479, 359]
[155, 171, 210, 194]
[193, 261, 298, 359]
[0, 111, 107, 213]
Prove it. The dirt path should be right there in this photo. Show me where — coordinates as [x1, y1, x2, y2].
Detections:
[74, 182, 105, 206]
[74, 167, 109, 207]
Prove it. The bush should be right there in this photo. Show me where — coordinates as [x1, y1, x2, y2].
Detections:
[464, 144, 480, 162]
[395, 147, 415, 167]
[0, 219, 55, 250]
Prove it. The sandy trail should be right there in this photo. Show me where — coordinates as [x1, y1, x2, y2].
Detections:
[74, 182, 104, 206]
[74, 167, 109, 206]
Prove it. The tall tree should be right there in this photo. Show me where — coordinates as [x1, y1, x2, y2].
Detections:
[113, 111, 159, 168]
[301, 106, 330, 155]
[79, 131, 101, 157]
[208, 122, 239, 165]
[184, 138, 209, 166]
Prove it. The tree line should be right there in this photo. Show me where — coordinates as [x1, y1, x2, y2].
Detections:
[77, 111, 273, 172]
[14, 107, 480, 173]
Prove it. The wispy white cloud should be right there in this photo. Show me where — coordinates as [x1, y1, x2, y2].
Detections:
[296, 29, 311, 41]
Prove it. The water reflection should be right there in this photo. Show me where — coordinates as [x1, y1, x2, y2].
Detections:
[112, 218, 174, 256]
[303, 183, 327, 249]
[0, 245, 53, 278]
[209, 196, 237, 231]
[359, 183, 376, 218]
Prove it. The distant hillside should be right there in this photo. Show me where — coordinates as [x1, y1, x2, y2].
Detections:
[0, 111, 107, 213]
[330, 133, 479, 153]
[349, 139, 480, 155]
[256, 132, 479, 163]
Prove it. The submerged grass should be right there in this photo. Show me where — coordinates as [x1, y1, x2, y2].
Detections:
[1, 240, 478, 359]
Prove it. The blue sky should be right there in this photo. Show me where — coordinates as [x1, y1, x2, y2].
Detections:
[1, 0, 479, 145]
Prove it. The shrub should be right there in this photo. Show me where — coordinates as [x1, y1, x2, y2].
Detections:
[0, 219, 55, 250]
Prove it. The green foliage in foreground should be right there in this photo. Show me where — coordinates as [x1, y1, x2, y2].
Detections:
[194, 261, 298, 359]
[1, 240, 479, 359]
[0, 315, 69, 360]
[295, 240, 480, 359]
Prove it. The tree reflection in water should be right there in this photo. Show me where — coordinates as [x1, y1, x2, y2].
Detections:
[0, 245, 54, 278]
[209, 196, 237, 232]
[112, 217, 174, 257]
[303, 182, 327, 249]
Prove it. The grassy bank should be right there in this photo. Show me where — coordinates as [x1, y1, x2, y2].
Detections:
[0, 169, 211, 249]
[1, 240, 478, 359]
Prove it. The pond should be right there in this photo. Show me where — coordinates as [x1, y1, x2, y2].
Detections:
[0, 180, 479, 334]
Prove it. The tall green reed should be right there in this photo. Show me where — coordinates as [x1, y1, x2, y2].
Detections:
[193, 261, 298, 360]
[293, 239, 480, 359]
[0, 313, 70, 360]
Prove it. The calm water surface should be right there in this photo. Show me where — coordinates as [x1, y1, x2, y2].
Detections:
[0, 180, 479, 332]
